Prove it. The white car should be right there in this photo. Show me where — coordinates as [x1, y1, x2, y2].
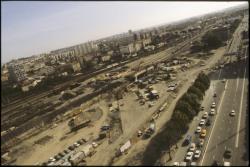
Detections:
[230, 110, 236, 116]
[211, 102, 216, 108]
[179, 162, 187, 166]
[210, 108, 215, 115]
[48, 157, 56, 162]
[224, 161, 231, 166]
[185, 152, 194, 161]
[189, 143, 196, 151]
[173, 162, 179, 166]
[202, 112, 208, 119]
[196, 126, 202, 133]
[199, 119, 206, 126]
[92, 142, 98, 148]
[190, 162, 197, 166]
[74, 142, 80, 147]
[194, 150, 201, 159]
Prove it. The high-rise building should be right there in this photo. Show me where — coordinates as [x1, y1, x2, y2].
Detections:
[7, 63, 26, 83]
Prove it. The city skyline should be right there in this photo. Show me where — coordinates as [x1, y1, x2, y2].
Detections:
[1, 1, 247, 64]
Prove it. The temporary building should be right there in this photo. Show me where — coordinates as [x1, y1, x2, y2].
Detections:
[120, 140, 131, 153]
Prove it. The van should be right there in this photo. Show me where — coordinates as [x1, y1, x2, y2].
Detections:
[182, 135, 192, 146]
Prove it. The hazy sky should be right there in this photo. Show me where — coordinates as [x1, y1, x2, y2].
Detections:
[1, 1, 247, 63]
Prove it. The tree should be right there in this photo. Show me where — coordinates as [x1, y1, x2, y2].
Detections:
[172, 110, 190, 127]
[84, 60, 95, 71]
[194, 81, 207, 93]
[202, 31, 223, 50]
[180, 93, 200, 114]
[175, 100, 196, 119]
[187, 85, 203, 100]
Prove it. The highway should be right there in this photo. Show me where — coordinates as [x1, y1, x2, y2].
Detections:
[200, 16, 249, 166]
[200, 46, 249, 166]
[166, 15, 249, 166]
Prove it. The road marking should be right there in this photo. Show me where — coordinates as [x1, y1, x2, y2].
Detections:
[218, 69, 222, 80]
[200, 80, 228, 165]
[236, 77, 239, 92]
[235, 67, 247, 148]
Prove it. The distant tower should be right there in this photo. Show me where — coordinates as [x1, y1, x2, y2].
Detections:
[128, 29, 133, 35]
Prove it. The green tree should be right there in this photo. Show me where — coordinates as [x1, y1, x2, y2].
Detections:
[187, 85, 203, 100]
[175, 100, 196, 119]
[194, 81, 207, 93]
[202, 31, 223, 50]
[172, 110, 190, 127]
[180, 93, 201, 114]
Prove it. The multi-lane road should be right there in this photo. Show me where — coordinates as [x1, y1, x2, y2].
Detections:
[200, 15, 249, 166]
[200, 45, 249, 166]
[167, 15, 249, 166]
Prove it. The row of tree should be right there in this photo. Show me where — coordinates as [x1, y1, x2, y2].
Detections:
[142, 72, 210, 165]
[191, 18, 242, 53]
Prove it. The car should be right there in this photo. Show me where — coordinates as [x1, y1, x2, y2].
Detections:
[224, 149, 232, 159]
[210, 108, 215, 115]
[92, 142, 98, 148]
[182, 135, 192, 146]
[196, 126, 202, 133]
[54, 155, 61, 160]
[194, 150, 201, 159]
[81, 138, 87, 142]
[206, 119, 212, 126]
[224, 161, 231, 166]
[200, 106, 205, 111]
[230, 110, 236, 116]
[202, 112, 208, 119]
[77, 140, 84, 145]
[222, 79, 226, 83]
[179, 162, 187, 166]
[212, 160, 220, 166]
[213, 93, 217, 97]
[48, 157, 56, 162]
[68, 145, 75, 150]
[198, 139, 204, 147]
[200, 129, 207, 138]
[58, 152, 66, 157]
[199, 119, 206, 126]
[137, 130, 143, 137]
[101, 125, 110, 131]
[189, 143, 196, 151]
[190, 162, 197, 166]
[74, 142, 80, 147]
[211, 102, 216, 108]
[185, 152, 194, 162]
[173, 162, 180, 166]
[63, 149, 70, 154]
[148, 102, 155, 107]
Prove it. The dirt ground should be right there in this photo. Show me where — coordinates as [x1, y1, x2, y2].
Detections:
[10, 46, 226, 166]
[13, 98, 109, 165]
[111, 47, 226, 165]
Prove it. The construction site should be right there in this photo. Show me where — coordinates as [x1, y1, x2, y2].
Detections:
[1, 5, 248, 166]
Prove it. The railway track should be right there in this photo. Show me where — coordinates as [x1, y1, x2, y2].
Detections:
[1, 23, 214, 121]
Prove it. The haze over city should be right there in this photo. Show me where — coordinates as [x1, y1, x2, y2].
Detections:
[1, 1, 249, 166]
[1, 1, 246, 64]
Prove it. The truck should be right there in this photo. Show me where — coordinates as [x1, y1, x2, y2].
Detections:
[143, 123, 155, 139]
[69, 118, 91, 132]
[69, 151, 85, 165]
[147, 90, 159, 99]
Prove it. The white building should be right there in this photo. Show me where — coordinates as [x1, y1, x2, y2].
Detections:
[7, 63, 26, 83]
[120, 43, 135, 56]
